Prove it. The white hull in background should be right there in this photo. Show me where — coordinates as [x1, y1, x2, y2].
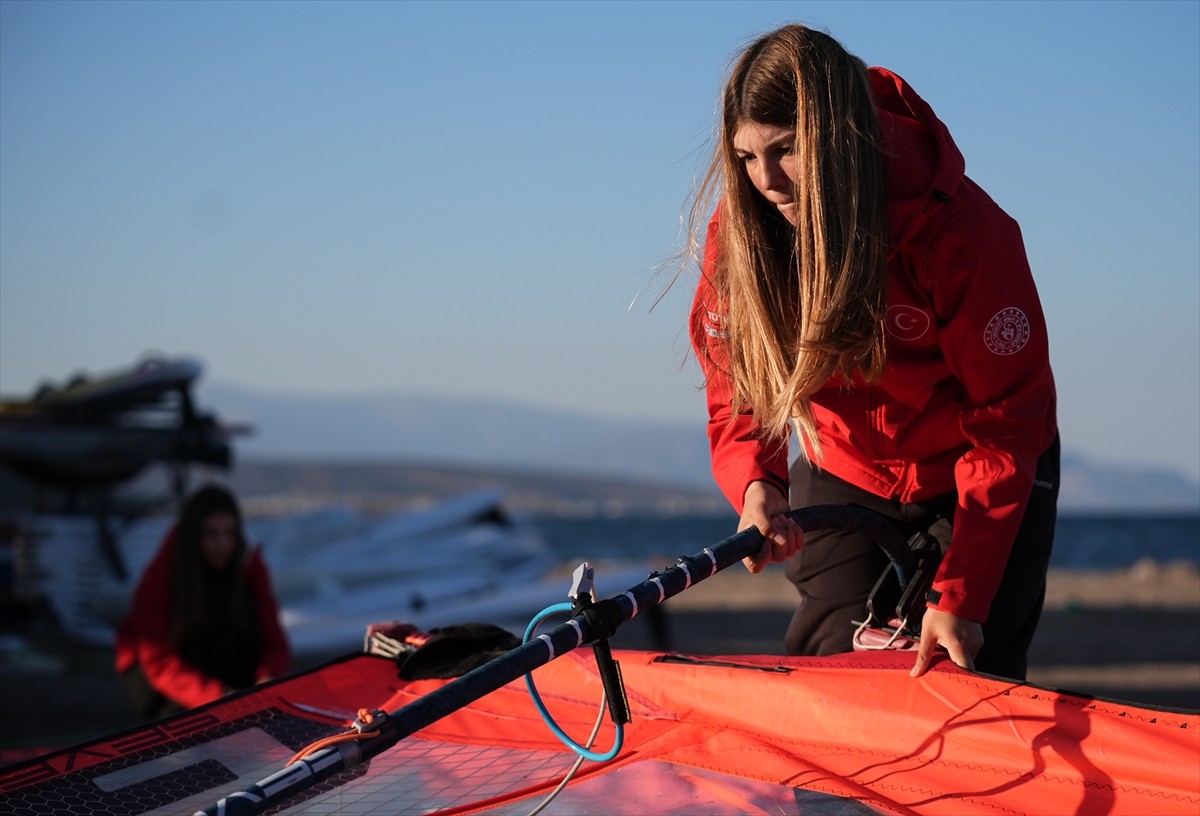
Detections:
[22, 489, 657, 657]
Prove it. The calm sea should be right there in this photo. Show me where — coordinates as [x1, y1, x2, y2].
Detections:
[530, 513, 1200, 571]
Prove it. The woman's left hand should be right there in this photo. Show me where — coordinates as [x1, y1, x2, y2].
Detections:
[910, 608, 984, 677]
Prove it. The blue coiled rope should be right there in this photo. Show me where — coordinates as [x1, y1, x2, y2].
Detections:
[523, 602, 624, 762]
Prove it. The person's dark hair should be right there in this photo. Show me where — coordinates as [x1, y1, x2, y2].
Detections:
[169, 483, 249, 645]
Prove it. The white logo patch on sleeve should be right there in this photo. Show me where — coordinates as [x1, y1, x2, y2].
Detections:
[984, 307, 1031, 354]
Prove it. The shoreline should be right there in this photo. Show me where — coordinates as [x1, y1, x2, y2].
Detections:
[640, 558, 1200, 611]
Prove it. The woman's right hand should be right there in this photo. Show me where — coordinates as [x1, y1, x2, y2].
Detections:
[738, 481, 804, 573]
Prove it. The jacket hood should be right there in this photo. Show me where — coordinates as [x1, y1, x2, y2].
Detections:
[869, 67, 966, 251]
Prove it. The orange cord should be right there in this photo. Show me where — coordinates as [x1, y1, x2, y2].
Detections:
[287, 708, 383, 766]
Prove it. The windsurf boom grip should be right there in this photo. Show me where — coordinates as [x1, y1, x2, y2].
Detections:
[194, 504, 909, 816]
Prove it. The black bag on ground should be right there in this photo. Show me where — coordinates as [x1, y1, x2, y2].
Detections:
[396, 622, 522, 680]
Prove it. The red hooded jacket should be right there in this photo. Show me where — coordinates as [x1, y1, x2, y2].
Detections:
[114, 528, 292, 709]
[691, 68, 1058, 624]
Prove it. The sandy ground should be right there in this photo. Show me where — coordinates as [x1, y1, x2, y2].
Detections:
[1, 560, 1197, 764]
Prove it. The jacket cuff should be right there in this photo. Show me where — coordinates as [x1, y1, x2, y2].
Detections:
[720, 464, 790, 513]
[758, 471, 790, 500]
[925, 583, 989, 624]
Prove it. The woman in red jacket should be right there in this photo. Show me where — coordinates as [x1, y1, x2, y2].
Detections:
[687, 24, 1058, 680]
[115, 484, 291, 719]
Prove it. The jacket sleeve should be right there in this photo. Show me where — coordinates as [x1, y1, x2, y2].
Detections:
[123, 534, 228, 709]
[691, 214, 791, 514]
[922, 196, 1057, 623]
[245, 547, 292, 681]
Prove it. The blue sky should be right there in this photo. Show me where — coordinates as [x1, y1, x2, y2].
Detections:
[2, 0, 1197, 481]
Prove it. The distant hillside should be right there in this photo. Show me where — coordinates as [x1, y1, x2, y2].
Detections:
[223, 459, 730, 518]
[201, 382, 1200, 513]
[203, 382, 714, 488]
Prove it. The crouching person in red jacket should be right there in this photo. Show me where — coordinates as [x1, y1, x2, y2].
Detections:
[115, 484, 291, 719]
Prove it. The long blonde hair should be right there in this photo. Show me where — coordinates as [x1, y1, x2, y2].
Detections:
[690, 24, 888, 459]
